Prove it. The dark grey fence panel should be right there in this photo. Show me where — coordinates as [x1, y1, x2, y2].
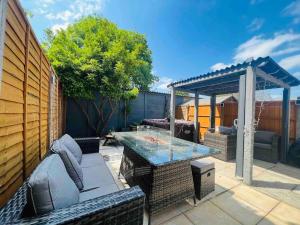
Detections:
[65, 92, 192, 137]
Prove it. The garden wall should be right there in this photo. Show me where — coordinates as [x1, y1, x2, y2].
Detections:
[65, 92, 191, 137]
[0, 0, 63, 206]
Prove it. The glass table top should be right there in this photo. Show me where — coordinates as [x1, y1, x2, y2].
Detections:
[112, 127, 220, 166]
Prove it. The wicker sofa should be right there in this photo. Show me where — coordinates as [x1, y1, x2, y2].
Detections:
[254, 131, 279, 163]
[0, 135, 145, 225]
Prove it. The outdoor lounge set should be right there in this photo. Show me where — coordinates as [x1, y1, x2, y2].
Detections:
[0, 131, 218, 225]
[0, 134, 145, 225]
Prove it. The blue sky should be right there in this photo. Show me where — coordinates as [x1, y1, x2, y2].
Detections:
[20, 0, 300, 98]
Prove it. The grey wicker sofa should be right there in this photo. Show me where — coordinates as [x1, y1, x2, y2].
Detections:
[254, 131, 279, 163]
[0, 136, 145, 225]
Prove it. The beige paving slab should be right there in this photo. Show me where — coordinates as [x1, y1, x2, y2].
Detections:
[162, 214, 193, 225]
[253, 171, 297, 191]
[230, 184, 279, 212]
[149, 201, 194, 225]
[215, 174, 241, 190]
[268, 164, 300, 185]
[211, 191, 267, 225]
[253, 159, 276, 170]
[185, 201, 241, 225]
[257, 202, 300, 225]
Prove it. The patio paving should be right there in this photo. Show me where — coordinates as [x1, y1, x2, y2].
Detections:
[99, 142, 300, 225]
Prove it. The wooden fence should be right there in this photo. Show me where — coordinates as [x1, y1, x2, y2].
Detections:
[176, 101, 297, 141]
[0, 0, 63, 207]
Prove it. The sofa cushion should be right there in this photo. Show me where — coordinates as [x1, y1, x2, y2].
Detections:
[51, 140, 84, 190]
[80, 153, 105, 168]
[254, 142, 272, 150]
[60, 134, 82, 163]
[79, 184, 119, 202]
[27, 154, 79, 215]
[255, 131, 275, 144]
[82, 165, 117, 190]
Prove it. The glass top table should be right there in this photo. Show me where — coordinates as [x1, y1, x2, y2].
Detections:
[112, 126, 220, 166]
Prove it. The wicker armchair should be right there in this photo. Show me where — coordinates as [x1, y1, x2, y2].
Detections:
[204, 131, 237, 161]
[0, 137, 145, 225]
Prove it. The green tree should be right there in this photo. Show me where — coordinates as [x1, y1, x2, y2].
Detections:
[46, 16, 157, 135]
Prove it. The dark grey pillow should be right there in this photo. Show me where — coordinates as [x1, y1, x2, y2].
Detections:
[51, 140, 84, 190]
[60, 134, 82, 163]
[27, 154, 79, 215]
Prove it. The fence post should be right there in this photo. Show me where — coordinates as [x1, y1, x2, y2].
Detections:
[23, 25, 30, 178]
[39, 49, 42, 159]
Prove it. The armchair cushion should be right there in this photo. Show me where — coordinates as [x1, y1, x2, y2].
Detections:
[255, 131, 275, 144]
[51, 140, 84, 190]
[60, 134, 83, 163]
[27, 154, 79, 215]
[254, 142, 272, 150]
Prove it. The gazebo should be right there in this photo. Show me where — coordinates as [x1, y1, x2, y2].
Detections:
[168, 56, 300, 185]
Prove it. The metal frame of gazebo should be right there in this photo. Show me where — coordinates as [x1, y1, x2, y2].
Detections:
[168, 57, 300, 185]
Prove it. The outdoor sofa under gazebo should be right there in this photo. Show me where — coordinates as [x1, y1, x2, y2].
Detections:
[168, 56, 300, 184]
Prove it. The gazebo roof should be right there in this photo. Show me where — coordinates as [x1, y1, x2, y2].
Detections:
[168, 56, 300, 96]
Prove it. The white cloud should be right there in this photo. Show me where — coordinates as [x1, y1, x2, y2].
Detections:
[279, 54, 300, 70]
[151, 76, 173, 93]
[210, 62, 231, 71]
[247, 18, 264, 32]
[233, 32, 300, 63]
[51, 23, 70, 33]
[283, 0, 300, 24]
[45, 0, 106, 33]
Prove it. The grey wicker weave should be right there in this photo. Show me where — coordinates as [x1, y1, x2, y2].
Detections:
[204, 132, 237, 161]
[119, 146, 195, 224]
[0, 137, 145, 225]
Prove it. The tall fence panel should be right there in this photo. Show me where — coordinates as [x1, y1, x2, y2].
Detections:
[176, 100, 297, 141]
[0, 0, 63, 207]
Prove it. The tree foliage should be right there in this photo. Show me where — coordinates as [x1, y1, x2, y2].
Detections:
[45, 16, 157, 135]
[46, 16, 157, 100]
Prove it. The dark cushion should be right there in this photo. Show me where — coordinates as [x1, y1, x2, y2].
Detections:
[254, 142, 272, 150]
[51, 140, 84, 190]
[60, 134, 83, 163]
[255, 131, 275, 144]
[27, 154, 79, 215]
[80, 153, 106, 168]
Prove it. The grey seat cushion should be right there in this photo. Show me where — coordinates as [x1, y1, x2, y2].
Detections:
[255, 131, 275, 144]
[254, 142, 272, 150]
[60, 134, 82, 163]
[79, 183, 119, 202]
[27, 154, 79, 215]
[80, 153, 105, 168]
[51, 140, 84, 190]
[80, 164, 120, 202]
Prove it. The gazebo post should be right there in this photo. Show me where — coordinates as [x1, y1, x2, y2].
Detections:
[236, 75, 246, 178]
[243, 66, 256, 185]
[210, 94, 216, 129]
[170, 86, 176, 136]
[281, 88, 290, 163]
[194, 90, 199, 143]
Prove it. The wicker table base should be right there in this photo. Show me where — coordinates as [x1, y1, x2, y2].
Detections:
[119, 146, 195, 224]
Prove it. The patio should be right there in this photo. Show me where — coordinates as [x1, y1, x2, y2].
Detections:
[100, 141, 300, 225]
